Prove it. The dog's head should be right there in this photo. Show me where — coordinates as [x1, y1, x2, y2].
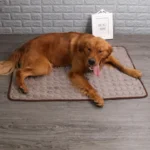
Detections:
[77, 34, 112, 73]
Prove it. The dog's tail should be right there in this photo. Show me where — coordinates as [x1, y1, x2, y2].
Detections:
[0, 48, 22, 75]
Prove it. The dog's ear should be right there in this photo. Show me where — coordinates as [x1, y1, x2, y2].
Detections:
[70, 37, 84, 53]
[77, 40, 84, 52]
[77, 39, 89, 53]
[98, 37, 113, 55]
[108, 45, 113, 55]
[78, 43, 84, 52]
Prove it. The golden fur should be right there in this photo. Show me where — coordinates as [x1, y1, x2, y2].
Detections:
[0, 32, 142, 107]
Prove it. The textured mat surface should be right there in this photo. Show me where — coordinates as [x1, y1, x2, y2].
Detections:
[8, 47, 147, 101]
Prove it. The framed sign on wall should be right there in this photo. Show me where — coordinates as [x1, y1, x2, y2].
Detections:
[92, 10, 113, 39]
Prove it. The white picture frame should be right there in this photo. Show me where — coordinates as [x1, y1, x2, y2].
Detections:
[92, 12, 113, 39]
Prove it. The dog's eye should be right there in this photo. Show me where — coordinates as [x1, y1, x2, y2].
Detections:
[98, 50, 102, 53]
[88, 48, 91, 51]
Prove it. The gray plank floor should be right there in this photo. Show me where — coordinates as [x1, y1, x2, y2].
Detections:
[0, 35, 150, 150]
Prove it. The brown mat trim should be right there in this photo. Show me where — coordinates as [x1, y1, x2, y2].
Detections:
[7, 46, 148, 101]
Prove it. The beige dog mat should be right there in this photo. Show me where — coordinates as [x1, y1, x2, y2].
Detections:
[8, 47, 147, 101]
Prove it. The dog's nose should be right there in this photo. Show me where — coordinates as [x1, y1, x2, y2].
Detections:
[88, 58, 95, 66]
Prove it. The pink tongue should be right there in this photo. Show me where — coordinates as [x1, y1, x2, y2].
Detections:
[93, 65, 100, 76]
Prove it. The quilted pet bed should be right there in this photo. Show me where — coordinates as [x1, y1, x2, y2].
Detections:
[8, 46, 147, 101]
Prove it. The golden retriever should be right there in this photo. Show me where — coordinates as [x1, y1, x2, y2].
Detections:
[0, 32, 142, 107]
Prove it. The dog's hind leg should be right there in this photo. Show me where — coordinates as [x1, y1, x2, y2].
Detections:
[16, 58, 52, 93]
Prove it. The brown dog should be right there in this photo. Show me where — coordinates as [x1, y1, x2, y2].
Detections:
[0, 32, 142, 106]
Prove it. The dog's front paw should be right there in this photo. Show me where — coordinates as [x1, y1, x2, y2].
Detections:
[131, 69, 142, 78]
[94, 96, 104, 107]
[82, 88, 104, 107]
[88, 90, 104, 107]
